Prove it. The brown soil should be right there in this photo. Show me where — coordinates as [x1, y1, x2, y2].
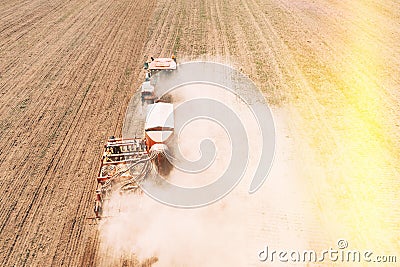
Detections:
[0, 0, 399, 266]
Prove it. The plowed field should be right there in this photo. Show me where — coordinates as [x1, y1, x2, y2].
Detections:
[0, 0, 399, 266]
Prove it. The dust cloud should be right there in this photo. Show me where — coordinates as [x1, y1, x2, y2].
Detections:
[99, 192, 250, 266]
[99, 82, 277, 266]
